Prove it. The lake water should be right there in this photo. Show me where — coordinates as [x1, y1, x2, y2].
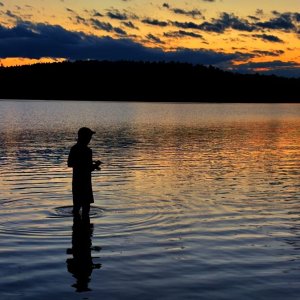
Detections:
[1, 101, 300, 300]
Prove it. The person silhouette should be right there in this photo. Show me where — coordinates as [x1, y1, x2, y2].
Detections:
[66, 214, 101, 292]
[68, 127, 101, 216]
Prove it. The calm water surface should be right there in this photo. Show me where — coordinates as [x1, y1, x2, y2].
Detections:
[0, 101, 300, 299]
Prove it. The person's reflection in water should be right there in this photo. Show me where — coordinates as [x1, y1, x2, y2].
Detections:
[66, 214, 101, 292]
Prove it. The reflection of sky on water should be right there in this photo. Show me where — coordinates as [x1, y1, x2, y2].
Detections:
[0, 102, 300, 299]
[1, 102, 300, 131]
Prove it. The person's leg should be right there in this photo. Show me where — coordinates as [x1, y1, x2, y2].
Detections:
[82, 202, 90, 217]
[72, 198, 80, 215]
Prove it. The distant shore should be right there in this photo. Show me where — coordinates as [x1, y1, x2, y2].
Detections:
[0, 60, 299, 101]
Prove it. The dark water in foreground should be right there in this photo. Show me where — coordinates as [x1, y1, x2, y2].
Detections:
[0, 101, 300, 299]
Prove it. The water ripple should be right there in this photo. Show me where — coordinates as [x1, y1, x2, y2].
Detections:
[1, 102, 300, 299]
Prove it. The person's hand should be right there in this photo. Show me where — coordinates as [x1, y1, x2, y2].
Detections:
[94, 160, 102, 170]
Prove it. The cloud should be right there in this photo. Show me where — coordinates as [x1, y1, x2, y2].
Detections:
[87, 9, 103, 18]
[5, 10, 21, 20]
[162, 3, 203, 19]
[0, 19, 300, 76]
[121, 21, 139, 30]
[256, 13, 296, 31]
[146, 34, 165, 44]
[252, 50, 284, 57]
[232, 60, 300, 77]
[236, 60, 298, 70]
[65, 8, 75, 13]
[90, 19, 114, 32]
[252, 34, 284, 43]
[106, 8, 138, 21]
[107, 9, 128, 21]
[0, 2, 4, 7]
[247, 15, 260, 21]
[255, 9, 264, 17]
[170, 11, 300, 35]
[72, 15, 88, 26]
[206, 13, 255, 32]
[89, 19, 128, 35]
[164, 30, 204, 39]
[295, 13, 300, 22]
[0, 21, 239, 65]
[172, 13, 255, 33]
[142, 18, 169, 27]
[114, 27, 127, 36]
[171, 21, 202, 30]
[172, 8, 203, 19]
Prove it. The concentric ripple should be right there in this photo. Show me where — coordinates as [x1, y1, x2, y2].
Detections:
[49, 205, 105, 218]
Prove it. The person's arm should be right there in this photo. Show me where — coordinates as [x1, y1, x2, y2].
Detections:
[67, 148, 74, 168]
[90, 149, 101, 171]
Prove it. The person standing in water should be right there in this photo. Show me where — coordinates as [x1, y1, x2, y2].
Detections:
[68, 127, 101, 216]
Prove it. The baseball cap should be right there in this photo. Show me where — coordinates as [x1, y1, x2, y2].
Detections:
[78, 127, 96, 137]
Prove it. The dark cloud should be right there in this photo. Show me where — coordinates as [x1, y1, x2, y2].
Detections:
[164, 30, 204, 39]
[260, 67, 300, 78]
[162, 3, 203, 19]
[172, 8, 203, 19]
[209, 13, 255, 32]
[197, 21, 223, 32]
[106, 8, 138, 21]
[232, 60, 300, 77]
[114, 27, 127, 35]
[235, 60, 297, 69]
[172, 13, 255, 33]
[256, 13, 296, 31]
[67, 8, 101, 26]
[256, 61, 299, 68]
[73, 15, 88, 26]
[0, 2, 4, 7]
[295, 13, 300, 22]
[252, 50, 284, 57]
[255, 9, 264, 17]
[65, 8, 75, 13]
[271, 10, 280, 16]
[248, 15, 260, 21]
[89, 19, 126, 35]
[5, 10, 21, 20]
[90, 10, 103, 17]
[229, 51, 255, 60]
[0, 22, 37, 39]
[252, 34, 284, 43]
[146, 34, 165, 44]
[0, 21, 240, 65]
[90, 19, 114, 32]
[107, 10, 128, 21]
[142, 18, 169, 27]
[170, 11, 300, 35]
[121, 21, 139, 30]
[171, 21, 202, 30]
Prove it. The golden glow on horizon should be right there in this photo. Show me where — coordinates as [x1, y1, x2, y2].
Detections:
[0, 57, 66, 67]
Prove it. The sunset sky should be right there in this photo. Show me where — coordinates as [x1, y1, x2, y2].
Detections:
[0, 0, 299, 77]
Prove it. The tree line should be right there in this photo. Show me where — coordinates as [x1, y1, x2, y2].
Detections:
[0, 60, 299, 101]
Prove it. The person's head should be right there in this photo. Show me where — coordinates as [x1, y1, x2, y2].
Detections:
[77, 127, 95, 145]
